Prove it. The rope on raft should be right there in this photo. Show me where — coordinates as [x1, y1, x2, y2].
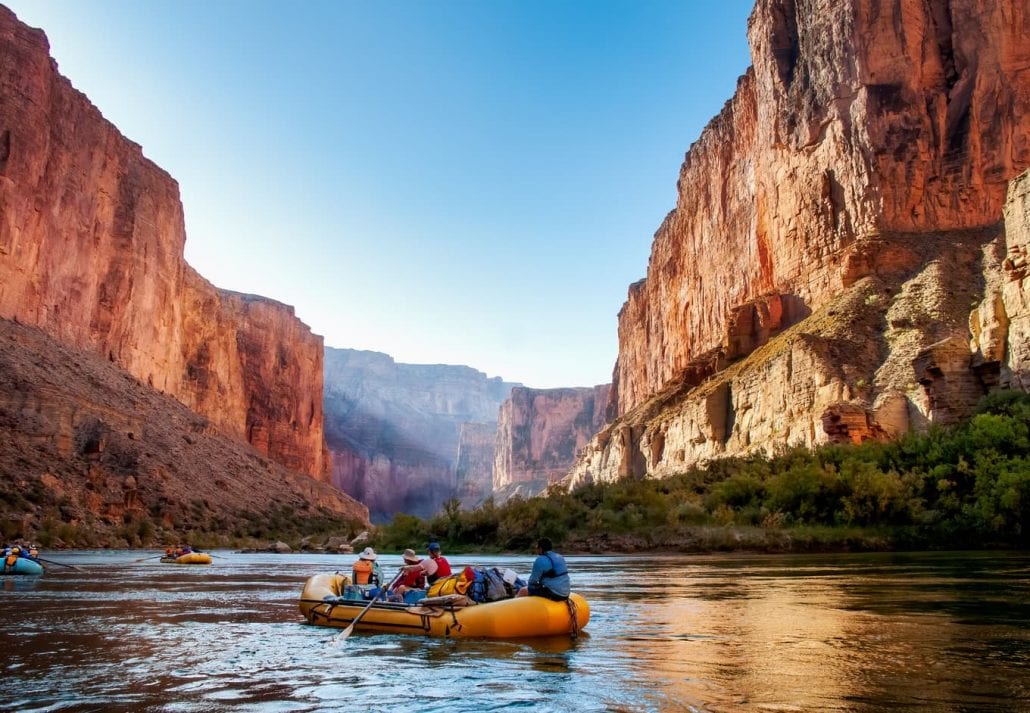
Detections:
[566, 598, 579, 640]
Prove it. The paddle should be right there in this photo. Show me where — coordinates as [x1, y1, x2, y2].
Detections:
[133, 554, 167, 563]
[331, 569, 405, 646]
[35, 557, 84, 571]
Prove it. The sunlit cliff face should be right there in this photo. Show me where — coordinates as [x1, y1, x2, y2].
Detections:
[569, 0, 1030, 488]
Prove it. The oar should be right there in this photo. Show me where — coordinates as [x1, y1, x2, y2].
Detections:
[133, 554, 167, 563]
[35, 557, 84, 571]
[331, 569, 405, 646]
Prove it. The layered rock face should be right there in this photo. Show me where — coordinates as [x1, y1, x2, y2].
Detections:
[0, 7, 328, 479]
[455, 422, 497, 508]
[571, 0, 1030, 486]
[324, 348, 517, 520]
[494, 385, 610, 499]
[977, 170, 1030, 391]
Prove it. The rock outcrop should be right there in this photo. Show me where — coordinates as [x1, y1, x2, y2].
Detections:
[0, 318, 367, 545]
[323, 348, 518, 520]
[570, 0, 1030, 486]
[0, 6, 328, 478]
[494, 385, 610, 499]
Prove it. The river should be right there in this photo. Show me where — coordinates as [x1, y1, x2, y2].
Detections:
[1, 550, 1028, 712]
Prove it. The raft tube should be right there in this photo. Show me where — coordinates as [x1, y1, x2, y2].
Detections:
[159, 552, 212, 565]
[2, 557, 44, 575]
[298, 572, 589, 639]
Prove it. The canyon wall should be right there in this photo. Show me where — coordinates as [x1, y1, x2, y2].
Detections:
[455, 422, 497, 509]
[571, 0, 1030, 486]
[494, 385, 610, 500]
[0, 318, 367, 545]
[0, 7, 328, 479]
[323, 347, 517, 520]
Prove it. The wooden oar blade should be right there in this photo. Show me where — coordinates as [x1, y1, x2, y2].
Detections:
[328, 568, 405, 648]
[333, 623, 355, 645]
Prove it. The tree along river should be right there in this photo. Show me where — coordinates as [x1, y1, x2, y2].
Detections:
[0, 550, 1028, 712]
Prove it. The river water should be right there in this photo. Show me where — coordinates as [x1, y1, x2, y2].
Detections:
[1, 550, 1028, 712]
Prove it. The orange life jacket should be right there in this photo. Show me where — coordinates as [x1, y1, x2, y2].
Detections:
[352, 559, 374, 585]
[4, 554, 17, 568]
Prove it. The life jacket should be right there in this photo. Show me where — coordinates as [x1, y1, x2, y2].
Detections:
[541, 552, 567, 579]
[352, 558, 374, 585]
[426, 566, 473, 598]
[427, 555, 452, 584]
[165, 548, 174, 557]
[396, 567, 425, 590]
[4, 553, 16, 569]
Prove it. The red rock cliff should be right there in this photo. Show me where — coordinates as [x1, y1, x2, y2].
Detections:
[615, 0, 1030, 416]
[0, 7, 328, 478]
[571, 0, 1030, 487]
[494, 385, 610, 500]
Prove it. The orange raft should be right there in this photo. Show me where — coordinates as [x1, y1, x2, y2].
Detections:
[159, 552, 213, 565]
[298, 572, 589, 639]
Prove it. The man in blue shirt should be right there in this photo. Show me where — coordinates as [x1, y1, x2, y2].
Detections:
[518, 537, 570, 601]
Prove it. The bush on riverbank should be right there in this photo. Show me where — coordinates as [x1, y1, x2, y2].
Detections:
[373, 390, 1030, 554]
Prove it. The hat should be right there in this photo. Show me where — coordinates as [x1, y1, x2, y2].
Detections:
[427, 542, 441, 552]
[359, 546, 377, 561]
[402, 548, 420, 564]
[502, 568, 518, 585]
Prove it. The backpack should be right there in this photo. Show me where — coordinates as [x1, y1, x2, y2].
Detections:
[482, 568, 509, 602]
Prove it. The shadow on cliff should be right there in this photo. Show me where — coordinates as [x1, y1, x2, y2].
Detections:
[0, 318, 369, 547]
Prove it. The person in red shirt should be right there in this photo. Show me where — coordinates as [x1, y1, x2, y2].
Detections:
[391, 549, 426, 596]
[426, 542, 451, 583]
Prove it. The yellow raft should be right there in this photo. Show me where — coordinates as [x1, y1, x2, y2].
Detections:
[298, 572, 589, 639]
[159, 552, 212, 565]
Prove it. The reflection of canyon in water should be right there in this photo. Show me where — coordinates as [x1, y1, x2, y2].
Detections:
[604, 554, 1030, 711]
[0, 551, 1027, 711]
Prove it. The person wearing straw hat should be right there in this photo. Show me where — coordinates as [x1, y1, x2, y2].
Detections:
[351, 546, 383, 590]
[389, 548, 428, 601]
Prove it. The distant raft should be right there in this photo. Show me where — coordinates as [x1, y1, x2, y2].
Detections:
[3, 557, 44, 575]
[298, 572, 589, 639]
[160, 552, 212, 565]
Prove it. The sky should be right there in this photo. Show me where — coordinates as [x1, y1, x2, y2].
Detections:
[5, 0, 753, 389]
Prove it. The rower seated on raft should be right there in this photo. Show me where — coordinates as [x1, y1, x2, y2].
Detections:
[338, 547, 384, 600]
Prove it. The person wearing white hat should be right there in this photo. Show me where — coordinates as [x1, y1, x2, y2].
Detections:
[351, 546, 383, 589]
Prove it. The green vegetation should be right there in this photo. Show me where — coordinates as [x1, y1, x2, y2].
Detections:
[372, 390, 1030, 554]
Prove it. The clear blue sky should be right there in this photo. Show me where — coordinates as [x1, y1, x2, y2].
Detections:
[6, 0, 753, 389]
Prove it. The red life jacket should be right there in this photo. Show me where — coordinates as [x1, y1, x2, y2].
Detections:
[395, 567, 426, 590]
[433, 555, 452, 579]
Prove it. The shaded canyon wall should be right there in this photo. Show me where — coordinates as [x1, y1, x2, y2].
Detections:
[494, 385, 610, 500]
[323, 348, 518, 520]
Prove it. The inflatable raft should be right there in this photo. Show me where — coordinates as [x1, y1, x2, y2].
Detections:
[298, 572, 589, 638]
[2, 557, 44, 575]
[159, 552, 212, 565]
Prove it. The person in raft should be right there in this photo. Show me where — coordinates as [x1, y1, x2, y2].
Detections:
[389, 548, 427, 601]
[517, 537, 570, 601]
[425, 542, 451, 583]
[352, 546, 383, 589]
